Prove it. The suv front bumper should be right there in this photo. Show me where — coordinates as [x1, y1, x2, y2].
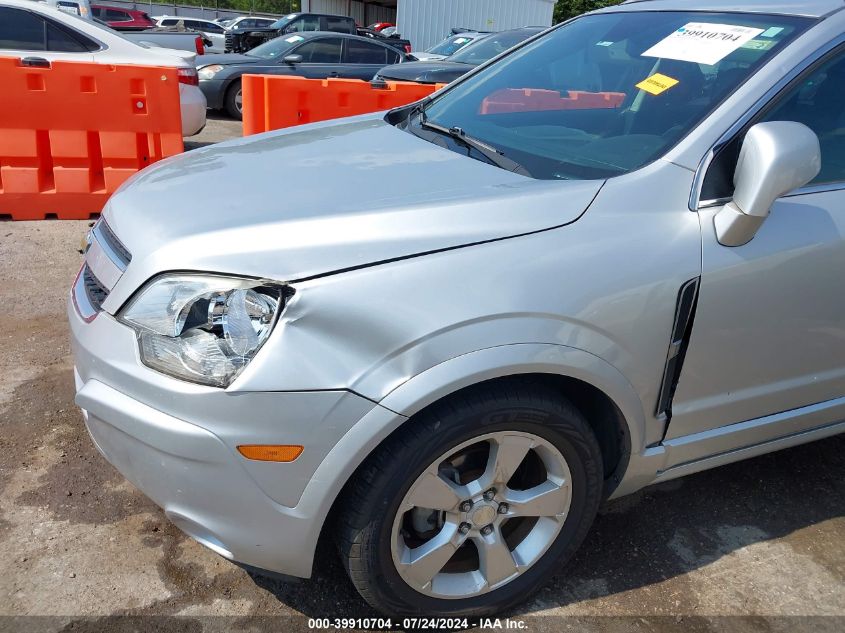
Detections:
[68, 289, 380, 578]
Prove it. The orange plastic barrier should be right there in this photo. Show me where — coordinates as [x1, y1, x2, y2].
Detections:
[0, 58, 183, 220]
[480, 89, 627, 115]
[242, 75, 447, 135]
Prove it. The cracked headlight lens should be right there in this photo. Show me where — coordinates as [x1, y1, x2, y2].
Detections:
[119, 275, 288, 387]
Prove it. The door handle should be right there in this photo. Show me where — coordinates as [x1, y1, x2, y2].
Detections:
[21, 57, 50, 68]
[328, 71, 339, 77]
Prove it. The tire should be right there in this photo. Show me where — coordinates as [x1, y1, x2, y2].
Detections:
[224, 80, 243, 120]
[336, 378, 603, 617]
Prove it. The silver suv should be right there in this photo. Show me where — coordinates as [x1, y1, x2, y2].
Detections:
[69, 0, 845, 617]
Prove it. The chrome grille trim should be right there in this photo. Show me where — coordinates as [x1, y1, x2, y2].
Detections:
[72, 264, 106, 322]
[84, 237, 123, 291]
[74, 219, 130, 319]
[83, 265, 109, 312]
[92, 219, 131, 270]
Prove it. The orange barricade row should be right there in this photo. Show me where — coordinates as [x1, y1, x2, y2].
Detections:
[242, 75, 446, 136]
[0, 58, 183, 220]
[480, 88, 626, 115]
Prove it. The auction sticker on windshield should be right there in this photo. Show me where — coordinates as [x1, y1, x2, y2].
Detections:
[642, 23, 764, 65]
[635, 72, 679, 95]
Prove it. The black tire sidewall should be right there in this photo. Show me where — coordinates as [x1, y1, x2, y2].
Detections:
[225, 80, 243, 120]
[358, 400, 602, 616]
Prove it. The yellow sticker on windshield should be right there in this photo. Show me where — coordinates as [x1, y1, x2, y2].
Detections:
[636, 73, 679, 95]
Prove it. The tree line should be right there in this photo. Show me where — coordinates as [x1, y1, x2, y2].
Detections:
[554, 0, 624, 23]
[169, 0, 300, 15]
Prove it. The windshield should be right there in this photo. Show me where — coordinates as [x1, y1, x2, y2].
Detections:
[270, 15, 297, 30]
[427, 34, 480, 56]
[248, 33, 302, 59]
[449, 30, 539, 65]
[419, 12, 810, 180]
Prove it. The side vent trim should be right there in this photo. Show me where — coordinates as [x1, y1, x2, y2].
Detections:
[656, 277, 700, 431]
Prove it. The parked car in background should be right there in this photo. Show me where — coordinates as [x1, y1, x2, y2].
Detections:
[0, 0, 206, 135]
[198, 31, 407, 119]
[90, 4, 153, 30]
[409, 30, 489, 61]
[377, 27, 544, 84]
[221, 15, 276, 31]
[69, 0, 845, 618]
[44, 0, 91, 18]
[111, 22, 207, 55]
[225, 12, 356, 53]
[356, 26, 412, 54]
[155, 15, 226, 53]
[366, 22, 394, 32]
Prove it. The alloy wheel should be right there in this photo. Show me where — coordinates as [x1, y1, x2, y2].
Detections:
[390, 431, 572, 599]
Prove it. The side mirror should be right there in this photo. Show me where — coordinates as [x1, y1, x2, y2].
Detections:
[283, 54, 303, 64]
[714, 121, 820, 247]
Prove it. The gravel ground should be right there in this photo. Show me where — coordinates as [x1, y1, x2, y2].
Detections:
[184, 113, 244, 151]
[0, 114, 843, 633]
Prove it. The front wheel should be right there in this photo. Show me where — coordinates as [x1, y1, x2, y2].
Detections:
[224, 80, 243, 120]
[336, 380, 603, 617]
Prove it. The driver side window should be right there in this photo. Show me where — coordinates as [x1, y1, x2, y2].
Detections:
[701, 46, 845, 202]
[286, 16, 320, 33]
[295, 38, 342, 63]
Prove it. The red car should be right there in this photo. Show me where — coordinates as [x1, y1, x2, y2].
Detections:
[91, 4, 155, 30]
[367, 22, 395, 32]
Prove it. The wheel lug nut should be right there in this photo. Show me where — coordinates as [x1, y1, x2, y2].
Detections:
[460, 501, 473, 512]
[498, 503, 509, 514]
[481, 524, 494, 536]
[458, 522, 471, 535]
[483, 489, 496, 501]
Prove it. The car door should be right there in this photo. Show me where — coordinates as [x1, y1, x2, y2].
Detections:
[0, 6, 94, 64]
[667, 43, 845, 445]
[323, 15, 354, 34]
[339, 38, 395, 80]
[287, 37, 344, 79]
[105, 8, 131, 26]
[283, 15, 320, 34]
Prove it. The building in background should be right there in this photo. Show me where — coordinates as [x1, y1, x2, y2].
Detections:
[301, 0, 396, 26]
[301, 0, 555, 50]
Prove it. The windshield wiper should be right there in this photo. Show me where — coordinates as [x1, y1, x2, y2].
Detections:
[415, 110, 532, 177]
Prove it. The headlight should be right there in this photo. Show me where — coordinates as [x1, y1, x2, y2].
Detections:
[119, 275, 289, 388]
[197, 64, 224, 80]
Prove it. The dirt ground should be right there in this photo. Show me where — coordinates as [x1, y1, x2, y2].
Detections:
[0, 115, 843, 633]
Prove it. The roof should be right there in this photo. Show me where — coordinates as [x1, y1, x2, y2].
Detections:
[277, 30, 401, 46]
[156, 15, 219, 23]
[612, 0, 843, 18]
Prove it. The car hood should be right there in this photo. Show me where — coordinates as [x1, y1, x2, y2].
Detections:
[378, 60, 475, 83]
[408, 52, 447, 62]
[103, 115, 602, 305]
[195, 53, 259, 67]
